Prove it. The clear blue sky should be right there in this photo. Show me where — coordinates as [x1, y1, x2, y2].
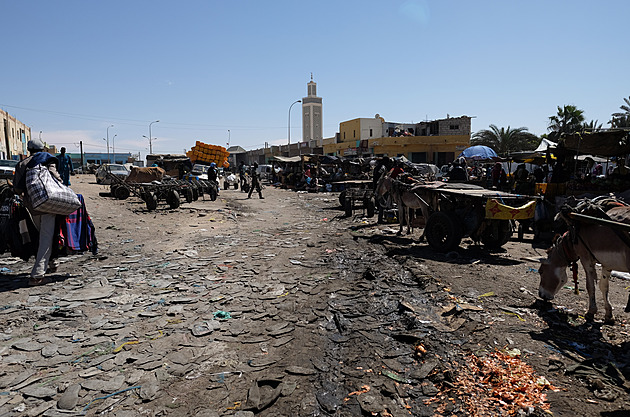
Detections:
[1, 0, 627, 159]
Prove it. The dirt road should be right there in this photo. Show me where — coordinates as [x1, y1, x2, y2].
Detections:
[1, 174, 630, 416]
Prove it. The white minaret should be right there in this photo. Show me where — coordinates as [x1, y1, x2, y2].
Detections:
[302, 74, 323, 143]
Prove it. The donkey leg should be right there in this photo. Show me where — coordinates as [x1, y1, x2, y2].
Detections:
[396, 207, 404, 235]
[600, 268, 614, 324]
[582, 261, 598, 322]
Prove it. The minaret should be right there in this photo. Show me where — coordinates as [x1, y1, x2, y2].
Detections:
[302, 73, 323, 143]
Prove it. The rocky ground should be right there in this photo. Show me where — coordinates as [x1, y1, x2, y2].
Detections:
[1, 174, 630, 416]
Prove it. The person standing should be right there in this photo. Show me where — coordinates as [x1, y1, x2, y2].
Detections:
[13, 139, 61, 286]
[239, 161, 247, 192]
[248, 162, 264, 199]
[57, 147, 74, 186]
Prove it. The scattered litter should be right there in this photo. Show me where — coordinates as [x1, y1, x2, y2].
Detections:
[213, 310, 232, 320]
[82, 385, 142, 411]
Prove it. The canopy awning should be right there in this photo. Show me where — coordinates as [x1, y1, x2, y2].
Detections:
[554, 130, 630, 157]
[271, 156, 301, 163]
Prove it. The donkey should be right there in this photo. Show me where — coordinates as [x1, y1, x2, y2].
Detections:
[539, 202, 630, 323]
[375, 173, 434, 237]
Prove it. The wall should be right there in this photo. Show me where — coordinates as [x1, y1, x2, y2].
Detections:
[0, 109, 31, 159]
[323, 134, 469, 164]
[338, 119, 362, 143]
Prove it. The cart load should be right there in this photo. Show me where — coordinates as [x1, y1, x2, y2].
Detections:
[186, 142, 230, 168]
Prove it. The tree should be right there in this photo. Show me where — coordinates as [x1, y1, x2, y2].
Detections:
[471, 125, 539, 156]
[547, 105, 585, 136]
[582, 120, 602, 132]
[610, 115, 630, 128]
[609, 96, 630, 128]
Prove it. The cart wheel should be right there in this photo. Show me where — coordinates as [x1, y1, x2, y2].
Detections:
[234, 182, 238, 190]
[185, 188, 194, 203]
[365, 197, 375, 218]
[224, 181, 229, 190]
[425, 212, 462, 252]
[166, 189, 180, 209]
[145, 192, 158, 211]
[339, 190, 347, 207]
[192, 187, 199, 201]
[115, 186, 130, 200]
[481, 220, 512, 249]
[209, 184, 218, 201]
[344, 198, 353, 217]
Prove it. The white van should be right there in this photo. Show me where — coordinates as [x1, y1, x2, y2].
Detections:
[256, 164, 273, 182]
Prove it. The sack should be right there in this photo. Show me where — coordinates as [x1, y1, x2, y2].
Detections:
[26, 164, 81, 215]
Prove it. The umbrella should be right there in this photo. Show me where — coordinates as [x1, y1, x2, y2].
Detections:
[458, 145, 498, 160]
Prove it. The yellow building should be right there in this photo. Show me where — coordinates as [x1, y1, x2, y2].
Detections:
[323, 115, 471, 166]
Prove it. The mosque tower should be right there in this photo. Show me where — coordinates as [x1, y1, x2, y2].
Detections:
[302, 74, 323, 143]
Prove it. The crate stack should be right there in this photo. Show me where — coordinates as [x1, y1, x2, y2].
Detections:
[186, 142, 230, 167]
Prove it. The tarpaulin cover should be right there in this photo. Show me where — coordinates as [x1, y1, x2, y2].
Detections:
[458, 145, 499, 160]
[556, 130, 630, 157]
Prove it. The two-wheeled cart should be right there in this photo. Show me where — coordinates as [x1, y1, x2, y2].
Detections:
[406, 182, 537, 252]
[106, 173, 197, 211]
[337, 180, 376, 217]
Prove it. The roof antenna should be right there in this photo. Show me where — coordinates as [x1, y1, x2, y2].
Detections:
[311, 72, 313, 81]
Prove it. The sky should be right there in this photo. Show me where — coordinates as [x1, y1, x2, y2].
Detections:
[1, 0, 628, 160]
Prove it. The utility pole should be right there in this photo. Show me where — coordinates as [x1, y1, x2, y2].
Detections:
[80, 141, 85, 169]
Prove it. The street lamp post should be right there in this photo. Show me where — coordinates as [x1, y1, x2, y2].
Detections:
[106, 125, 114, 163]
[288, 100, 301, 154]
[102, 138, 108, 163]
[227, 129, 230, 148]
[111, 134, 117, 163]
[148, 120, 159, 155]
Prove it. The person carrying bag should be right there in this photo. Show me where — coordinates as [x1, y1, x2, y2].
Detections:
[13, 139, 79, 286]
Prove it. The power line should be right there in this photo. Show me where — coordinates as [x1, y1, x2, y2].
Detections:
[0, 103, 290, 130]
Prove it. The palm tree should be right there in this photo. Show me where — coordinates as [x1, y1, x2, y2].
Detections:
[582, 120, 602, 132]
[609, 96, 630, 128]
[471, 125, 539, 156]
[610, 115, 630, 128]
[548, 105, 585, 135]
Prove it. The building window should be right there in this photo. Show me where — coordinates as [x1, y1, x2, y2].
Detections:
[353, 130, 356, 138]
[449, 124, 459, 130]
[343, 132, 346, 140]
[370, 129, 373, 137]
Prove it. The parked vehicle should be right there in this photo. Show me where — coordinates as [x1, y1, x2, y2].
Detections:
[223, 172, 239, 190]
[0, 159, 17, 180]
[95, 164, 130, 184]
[190, 163, 210, 180]
[191, 163, 223, 179]
[256, 164, 273, 182]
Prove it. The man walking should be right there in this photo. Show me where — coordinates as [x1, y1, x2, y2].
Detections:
[57, 147, 74, 186]
[13, 139, 61, 286]
[247, 162, 264, 199]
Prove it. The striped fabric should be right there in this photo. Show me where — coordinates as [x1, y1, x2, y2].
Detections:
[26, 164, 81, 215]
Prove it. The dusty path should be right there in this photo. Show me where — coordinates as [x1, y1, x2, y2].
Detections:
[1, 175, 630, 416]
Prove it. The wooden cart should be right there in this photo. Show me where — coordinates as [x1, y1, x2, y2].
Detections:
[337, 180, 376, 217]
[411, 182, 537, 252]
